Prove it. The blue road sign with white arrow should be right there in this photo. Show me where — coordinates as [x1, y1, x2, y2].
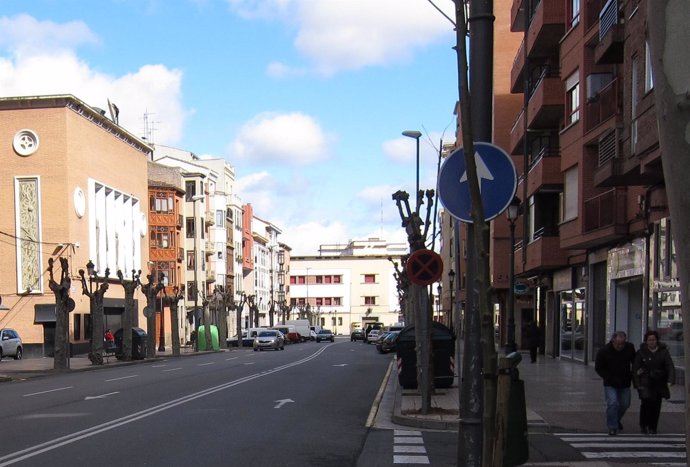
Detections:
[437, 142, 517, 223]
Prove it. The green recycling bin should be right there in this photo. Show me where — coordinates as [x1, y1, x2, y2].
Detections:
[198, 325, 220, 351]
[395, 322, 455, 389]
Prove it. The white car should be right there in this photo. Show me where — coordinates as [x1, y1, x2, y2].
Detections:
[0, 328, 22, 360]
[366, 329, 381, 344]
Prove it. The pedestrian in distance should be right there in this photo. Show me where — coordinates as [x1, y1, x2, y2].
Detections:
[526, 320, 540, 363]
[595, 330, 636, 435]
[104, 329, 115, 349]
[633, 330, 675, 435]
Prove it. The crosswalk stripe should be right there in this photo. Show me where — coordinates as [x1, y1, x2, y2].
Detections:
[394, 436, 424, 444]
[555, 432, 686, 463]
[583, 451, 687, 459]
[394, 445, 427, 453]
[393, 455, 430, 464]
[394, 430, 422, 436]
[571, 443, 685, 448]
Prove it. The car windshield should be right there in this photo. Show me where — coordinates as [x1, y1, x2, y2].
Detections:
[318, 330, 331, 334]
[258, 331, 276, 337]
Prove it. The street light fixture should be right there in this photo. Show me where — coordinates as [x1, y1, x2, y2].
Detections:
[505, 196, 521, 354]
[402, 130, 423, 213]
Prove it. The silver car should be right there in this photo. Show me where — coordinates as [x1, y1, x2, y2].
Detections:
[253, 330, 285, 351]
[0, 328, 22, 361]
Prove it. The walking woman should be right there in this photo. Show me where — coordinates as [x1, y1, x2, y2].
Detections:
[633, 330, 675, 435]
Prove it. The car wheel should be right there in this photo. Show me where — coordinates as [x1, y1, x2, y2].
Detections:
[14, 347, 22, 360]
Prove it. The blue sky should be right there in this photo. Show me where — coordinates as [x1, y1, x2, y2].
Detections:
[1, 0, 459, 255]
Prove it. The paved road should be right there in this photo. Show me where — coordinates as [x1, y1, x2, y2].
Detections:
[0, 341, 390, 467]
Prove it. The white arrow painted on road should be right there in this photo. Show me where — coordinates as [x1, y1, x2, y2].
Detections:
[459, 150, 494, 192]
[274, 399, 294, 409]
[333, 364, 348, 367]
[84, 392, 119, 401]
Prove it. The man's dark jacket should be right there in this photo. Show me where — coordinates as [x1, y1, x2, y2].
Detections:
[595, 341, 636, 388]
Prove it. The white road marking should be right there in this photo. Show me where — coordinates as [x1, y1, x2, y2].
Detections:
[23, 387, 73, 397]
[394, 446, 427, 453]
[394, 437, 424, 444]
[162, 368, 183, 372]
[84, 392, 119, 400]
[198, 362, 215, 366]
[274, 399, 294, 409]
[393, 455, 429, 464]
[105, 375, 138, 382]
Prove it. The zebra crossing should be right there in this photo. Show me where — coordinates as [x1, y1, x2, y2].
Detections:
[556, 432, 687, 465]
[392, 429, 430, 464]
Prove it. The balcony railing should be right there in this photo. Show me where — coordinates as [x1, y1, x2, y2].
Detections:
[583, 188, 626, 232]
[599, 0, 618, 41]
[585, 78, 619, 132]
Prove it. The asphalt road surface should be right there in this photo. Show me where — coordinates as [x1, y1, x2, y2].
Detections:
[0, 341, 391, 467]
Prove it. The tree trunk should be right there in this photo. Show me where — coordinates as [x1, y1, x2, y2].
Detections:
[170, 297, 181, 357]
[646, 0, 690, 451]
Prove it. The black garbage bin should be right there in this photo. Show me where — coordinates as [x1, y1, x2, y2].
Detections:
[396, 322, 456, 389]
[114, 327, 148, 360]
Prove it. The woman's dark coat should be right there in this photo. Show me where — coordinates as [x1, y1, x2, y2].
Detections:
[633, 342, 675, 400]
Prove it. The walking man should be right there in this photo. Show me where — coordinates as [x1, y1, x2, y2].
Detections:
[595, 331, 636, 435]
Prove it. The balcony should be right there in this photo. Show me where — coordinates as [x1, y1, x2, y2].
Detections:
[206, 270, 216, 283]
[205, 241, 215, 257]
[594, 0, 624, 64]
[205, 211, 215, 226]
[526, 147, 561, 197]
[585, 76, 621, 133]
[516, 234, 570, 275]
[527, 74, 563, 129]
[561, 188, 628, 249]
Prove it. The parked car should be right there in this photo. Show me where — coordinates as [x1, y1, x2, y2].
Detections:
[316, 329, 334, 343]
[351, 329, 365, 342]
[377, 331, 400, 354]
[366, 329, 381, 344]
[253, 330, 285, 351]
[0, 328, 22, 361]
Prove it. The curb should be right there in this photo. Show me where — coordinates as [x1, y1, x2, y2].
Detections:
[391, 380, 461, 431]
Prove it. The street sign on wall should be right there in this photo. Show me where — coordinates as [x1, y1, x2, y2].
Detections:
[437, 142, 517, 223]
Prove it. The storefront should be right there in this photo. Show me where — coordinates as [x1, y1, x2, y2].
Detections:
[554, 267, 587, 362]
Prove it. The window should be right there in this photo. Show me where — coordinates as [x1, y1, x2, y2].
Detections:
[334, 275, 341, 284]
[316, 276, 323, 284]
[187, 281, 196, 301]
[185, 181, 196, 201]
[338, 317, 343, 326]
[74, 314, 82, 340]
[324, 297, 332, 306]
[334, 297, 341, 306]
[565, 71, 580, 125]
[364, 274, 376, 284]
[150, 192, 174, 213]
[324, 276, 332, 284]
[151, 227, 173, 249]
[186, 217, 195, 238]
[569, 0, 580, 28]
[217, 242, 224, 260]
[645, 41, 654, 92]
[187, 251, 195, 271]
[364, 296, 376, 305]
[561, 166, 579, 222]
[316, 298, 323, 306]
[216, 210, 224, 228]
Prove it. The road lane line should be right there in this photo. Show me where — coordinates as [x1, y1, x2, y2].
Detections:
[0, 345, 330, 466]
[23, 387, 73, 397]
[162, 368, 183, 372]
[198, 362, 215, 366]
[104, 375, 139, 382]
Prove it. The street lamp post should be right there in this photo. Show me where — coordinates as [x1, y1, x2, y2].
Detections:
[437, 283, 443, 323]
[191, 194, 204, 350]
[505, 196, 521, 354]
[448, 269, 455, 333]
[402, 130, 422, 213]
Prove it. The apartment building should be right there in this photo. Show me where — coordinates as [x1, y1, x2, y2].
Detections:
[0, 95, 150, 357]
[502, 0, 681, 371]
[290, 239, 406, 334]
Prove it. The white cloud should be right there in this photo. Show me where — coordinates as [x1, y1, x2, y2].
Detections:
[0, 14, 99, 57]
[0, 15, 188, 146]
[227, 0, 453, 75]
[266, 61, 306, 78]
[230, 112, 331, 164]
[279, 220, 352, 256]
